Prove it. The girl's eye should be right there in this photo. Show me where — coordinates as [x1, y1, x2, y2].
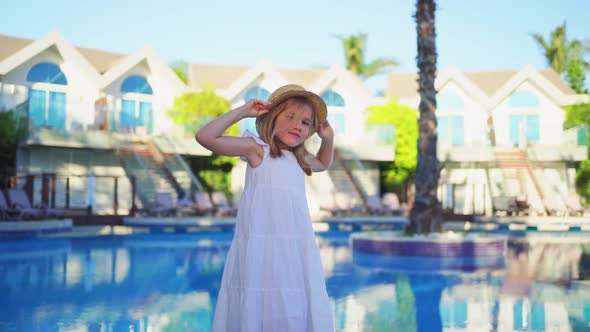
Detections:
[303, 121, 310, 126]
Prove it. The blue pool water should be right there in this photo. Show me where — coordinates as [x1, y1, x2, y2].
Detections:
[0, 231, 589, 331]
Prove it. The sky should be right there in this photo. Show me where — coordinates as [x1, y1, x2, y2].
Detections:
[2, 0, 589, 92]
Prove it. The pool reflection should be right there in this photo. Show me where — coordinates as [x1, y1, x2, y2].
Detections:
[0, 232, 588, 331]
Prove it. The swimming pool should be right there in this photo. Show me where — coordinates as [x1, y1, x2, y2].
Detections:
[0, 231, 589, 331]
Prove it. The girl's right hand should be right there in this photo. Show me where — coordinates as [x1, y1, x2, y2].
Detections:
[239, 99, 271, 118]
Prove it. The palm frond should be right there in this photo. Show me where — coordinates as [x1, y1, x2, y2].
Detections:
[362, 58, 400, 79]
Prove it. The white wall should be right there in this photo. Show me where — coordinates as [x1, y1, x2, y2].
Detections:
[436, 81, 489, 147]
[1, 46, 100, 130]
[102, 60, 180, 135]
[492, 81, 565, 147]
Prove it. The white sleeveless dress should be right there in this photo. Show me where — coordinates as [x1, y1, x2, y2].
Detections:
[212, 131, 334, 332]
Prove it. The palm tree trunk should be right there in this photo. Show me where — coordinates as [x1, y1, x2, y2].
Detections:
[410, 0, 442, 233]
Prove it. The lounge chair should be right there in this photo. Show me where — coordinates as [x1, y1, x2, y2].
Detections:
[0, 190, 19, 220]
[565, 192, 584, 216]
[7, 188, 52, 219]
[319, 194, 346, 216]
[192, 191, 217, 216]
[492, 196, 519, 216]
[211, 191, 237, 216]
[382, 192, 405, 215]
[147, 192, 178, 216]
[365, 195, 387, 215]
[542, 197, 567, 216]
[319, 192, 362, 216]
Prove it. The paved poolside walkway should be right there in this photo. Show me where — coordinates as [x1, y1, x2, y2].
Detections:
[445, 216, 590, 232]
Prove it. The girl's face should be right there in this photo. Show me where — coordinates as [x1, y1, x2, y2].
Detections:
[273, 103, 313, 149]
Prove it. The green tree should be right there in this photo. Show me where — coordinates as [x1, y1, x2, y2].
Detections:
[173, 67, 188, 84]
[565, 46, 588, 93]
[170, 59, 189, 84]
[0, 110, 17, 177]
[167, 87, 233, 136]
[531, 22, 590, 93]
[564, 102, 590, 202]
[336, 33, 399, 80]
[411, 0, 442, 234]
[367, 100, 418, 195]
[167, 88, 236, 197]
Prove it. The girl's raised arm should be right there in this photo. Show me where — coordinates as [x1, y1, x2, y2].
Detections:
[307, 121, 335, 172]
[195, 99, 270, 167]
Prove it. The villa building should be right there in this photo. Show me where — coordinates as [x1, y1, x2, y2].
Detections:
[0, 31, 587, 217]
[0, 32, 206, 214]
[0, 32, 392, 217]
[388, 67, 589, 215]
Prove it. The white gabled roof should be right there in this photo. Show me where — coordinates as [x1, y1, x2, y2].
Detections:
[488, 65, 588, 107]
[0, 31, 101, 85]
[309, 64, 374, 100]
[100, 47, 187, 92]
[435, 65, 489, 108]
[388, 65, 589, 109]
[220, 60, 288, 100]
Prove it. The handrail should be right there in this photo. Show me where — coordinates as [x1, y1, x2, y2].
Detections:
[335, 148, 367, 207]
[145, 138, 185, 195]
[152, 126, 203, 192]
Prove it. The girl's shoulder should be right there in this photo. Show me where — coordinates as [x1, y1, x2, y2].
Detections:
[240, 130, 269, 162]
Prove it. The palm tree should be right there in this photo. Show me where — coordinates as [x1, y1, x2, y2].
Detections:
[531, 22, 569, 74]
[336, 33, 399, 80]
[409, 0, 442, 234]
[531, 22, 590, 92]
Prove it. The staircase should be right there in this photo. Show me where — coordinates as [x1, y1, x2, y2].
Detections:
[117, 137, 196, 209]
[494, 149, 545, 213]
[325, 149, 377, 209]
[494, 150, 529, 169]
[331, 162, 363, 204]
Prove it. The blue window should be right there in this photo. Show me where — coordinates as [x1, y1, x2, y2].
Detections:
[440, 300, 467, 328]
[120, 75, 153, 94]
[119, 76, 153, 132]
[120, 99, 136, 128]
[453, 301, 467, 328]
[244, 86, 271, 101]
[578, 126, 588, 146]
[29, 89, 47, 127]
[513, 300, 524, 330]
[26, 63, 68, 129]
[510, 114, 540, 145]
[531, 303, 545, 331]
[241, 86, 271, 134]
[437, 92, 464, 109]
[240, 118, 257, 135]
[510, 91, 539, 108]
[138, 102, 153, 133]
[119, 99, 154, 133]
[28, 89, 66, 129]
[137, 101, 154, 133]
[320, 90, 345, 107]
[377, 125, 395, 144]
[26, 62, 67, 85]
[48, 91, 66, 129]
[328, 113, 346, 135]
[437, 115, 464, 146]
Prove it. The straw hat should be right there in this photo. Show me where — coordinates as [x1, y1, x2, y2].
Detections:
[264, 84, 328, 127]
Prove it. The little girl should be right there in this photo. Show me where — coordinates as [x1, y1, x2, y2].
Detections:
[196, 84, 335, 331]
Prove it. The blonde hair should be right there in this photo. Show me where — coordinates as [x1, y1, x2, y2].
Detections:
[256, 97, 318, 176]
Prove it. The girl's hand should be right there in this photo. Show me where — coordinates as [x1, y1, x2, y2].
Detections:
[317, 121, 334, 141]
[238, 99, 271, 118]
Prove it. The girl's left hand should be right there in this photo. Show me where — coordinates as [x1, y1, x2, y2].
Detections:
[317, 121, 334, 141]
